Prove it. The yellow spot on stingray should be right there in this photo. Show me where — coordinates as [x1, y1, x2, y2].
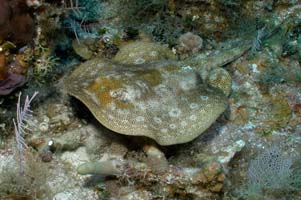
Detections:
[165, 64, 179, 72]
[135, 69, 162, 87]
[86, 76, 130, 109]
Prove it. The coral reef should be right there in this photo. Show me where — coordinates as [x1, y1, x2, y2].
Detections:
[62, 0, 104, 41]
[78, 157, 225, 199]
[0, 149, 51, 199]
[1, 1, 301, 199]
[246, 146, 301, 198]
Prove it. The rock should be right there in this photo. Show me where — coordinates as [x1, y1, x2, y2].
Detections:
[113, 41, 176, 64]
[217, 140, 246, 164]
[177, 32, 203, 54]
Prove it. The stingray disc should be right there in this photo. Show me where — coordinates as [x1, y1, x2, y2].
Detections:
[64, 58, 228, 145]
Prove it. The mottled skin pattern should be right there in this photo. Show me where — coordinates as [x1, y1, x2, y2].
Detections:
[64, 44, 249, 145]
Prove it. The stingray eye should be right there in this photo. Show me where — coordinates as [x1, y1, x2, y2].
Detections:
[110, 90, 119, 98]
